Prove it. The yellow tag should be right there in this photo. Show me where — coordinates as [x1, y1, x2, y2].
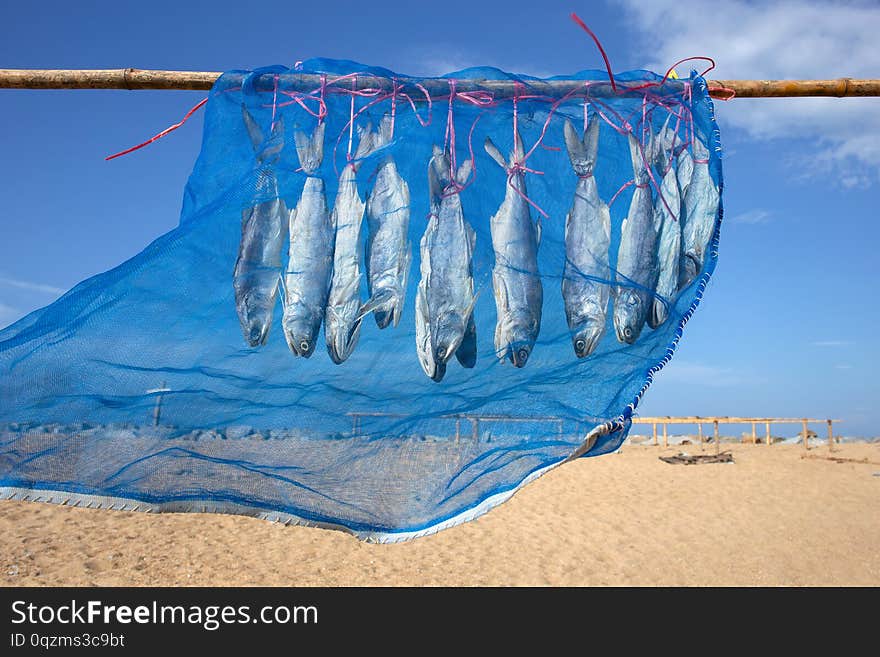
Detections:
[669, 69, 679, 80]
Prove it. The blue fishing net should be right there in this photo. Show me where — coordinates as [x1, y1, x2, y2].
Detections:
[0, 59, 722, 541]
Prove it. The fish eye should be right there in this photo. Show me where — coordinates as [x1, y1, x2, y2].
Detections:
[517, 348, 529, 361]
[436, 346, 446, 359]
[627, 294, 638, 306]
[575, 339, 586, 351]
[623, 327, 633, 339]
[299, 340, 310, 352]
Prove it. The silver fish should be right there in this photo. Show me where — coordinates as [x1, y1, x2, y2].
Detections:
[561, 117, 610, 358]
[233, 106, 287, 347]
[648, 121, 682, 329]
[613, 133, 658, 344]
[325, 124, 378, 364]
[484, 131, 542, 367]
[363, 114, 411, 329]
[282, 122, 333, 358]
[679, 136, 720, 289]
[415, 146, 477, 382]
[415, 243, 445, 382]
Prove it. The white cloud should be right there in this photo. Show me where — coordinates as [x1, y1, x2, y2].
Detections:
[728, 209, 772, 224]
[656, 360, 745, 387]
[0, 275, 64, 296]
[835, 364, 854, 370]
[619, 0, 880, 185]
[811, 340, 851, 347]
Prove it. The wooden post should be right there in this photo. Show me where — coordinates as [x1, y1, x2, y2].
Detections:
[1, 69, 880, 98]
[698, 424, 704, 451]
[663, 423, 668, 448]
[751, 422, 757, 444]
[765, 422, 771, 446]
[827, 419, 834, 453]
[653, 423, 658, 446]
[802, 418, 809, 450]
[714, 420, 720, 455]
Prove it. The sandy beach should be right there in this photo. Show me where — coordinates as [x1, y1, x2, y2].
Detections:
[2, 442, 878, 587]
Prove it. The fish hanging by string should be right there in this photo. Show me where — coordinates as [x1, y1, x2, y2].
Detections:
[561, 117, 610, 359]
[648, 118, 682, 330]
[361, 114, 412, 330]
[678, 135, 720, 290]
[484, 130, 543, 368]
[233, 106, 287, 347]
[415, 146, 477, 382]
[325, 124, 380, 364]
[613, 132, 659, 344]
[282, 122, 333, 358]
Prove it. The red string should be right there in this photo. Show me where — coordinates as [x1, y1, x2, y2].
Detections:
[105, 97, 207, 161]
[570, 12, 617, 93]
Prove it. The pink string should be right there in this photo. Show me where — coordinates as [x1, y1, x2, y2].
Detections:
[570, 12, 617, 94]
[105, 97, 207, 160]
[270, 74, 279, 129]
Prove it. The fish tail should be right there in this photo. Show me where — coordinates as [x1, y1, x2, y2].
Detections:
[293, 123, 325, 174]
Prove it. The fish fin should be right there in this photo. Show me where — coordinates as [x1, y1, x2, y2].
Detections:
[584, 114, 600, 163]
[512, 129, 525, 163]
[492, 269, 509, 357]
[455, 158, 473, 187]
[396, 246, 412, 327]
[563, 119, 587, 174]
[484, 137, 508, 171]
[627, 133, 648, 182]
[294, 124, 323, 174]
[428, 156, 444, 201]
[464, 221, 477, 255]
[353, 122, 376, 165]
[455, 313, 477, 369]
[376, 113, 394, 149]
[311, 122, 325, 167]
[242, 105, 264, 151]
[357, 291, 392, 323]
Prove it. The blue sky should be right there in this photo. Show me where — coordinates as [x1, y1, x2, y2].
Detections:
[1, 0, 878, 435]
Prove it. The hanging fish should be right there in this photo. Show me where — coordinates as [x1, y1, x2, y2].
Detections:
[613, 132, 658, 344]
[415, 146, 477, 382]
[325, 124, 380, 364]
[282, 122, 333, 358]
[233, 106, 287, 347]
[648, 119, 682, 330]
[362, 114, 412, 329]
[561, 117, 610, 358]
[679, 135, 720, 290]
[484, 131, 543, 367]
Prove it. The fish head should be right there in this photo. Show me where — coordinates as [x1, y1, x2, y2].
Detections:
[283, 317, 319, 358]
[432, 311, 470, 365]
[237, 290, 274, 347]
[571, 320, 604, 358]
[504, 320, 538, 368]
[613, 289, 645, 344]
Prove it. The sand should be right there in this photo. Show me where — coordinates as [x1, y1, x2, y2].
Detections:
[2, 442, 878, 586]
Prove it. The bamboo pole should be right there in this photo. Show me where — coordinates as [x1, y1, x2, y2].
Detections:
[766, 422, 771, 446]
[698, 424, 704, 451]
[663, 423, 668, 449]
[653, 423, 658, 446]
[827, 419, 834, 453]
[751, 422, 757, 445]
[1, 69, 880, 99]
[802, 419, 809, 450]
[714, 420, 720, 455]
